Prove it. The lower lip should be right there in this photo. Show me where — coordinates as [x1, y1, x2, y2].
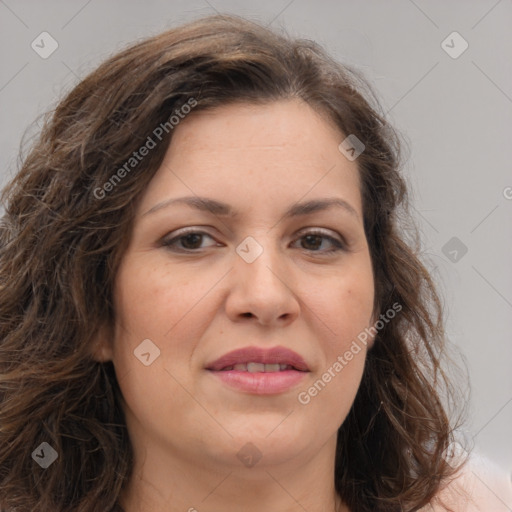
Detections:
[208, 369, 308, 395]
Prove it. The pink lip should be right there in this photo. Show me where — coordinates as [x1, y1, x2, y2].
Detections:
[206, 346, 309, 371]
[206, 346, 309, 395]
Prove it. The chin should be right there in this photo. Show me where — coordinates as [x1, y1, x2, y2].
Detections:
[211, 414, 307, 465]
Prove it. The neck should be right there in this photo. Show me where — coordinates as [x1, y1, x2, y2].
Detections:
[120, 433, 349, 512]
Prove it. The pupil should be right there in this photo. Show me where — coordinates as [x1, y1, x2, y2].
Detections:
[182, 233, 202, 249]
[304, 234, 321, 250]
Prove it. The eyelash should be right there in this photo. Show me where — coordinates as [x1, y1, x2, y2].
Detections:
[161, 228, 346, 255]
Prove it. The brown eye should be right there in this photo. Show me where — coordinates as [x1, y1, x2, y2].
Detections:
[179, 233, 204, 250]
[162, 229, 219, 252]
[301, 234, 323, 251]
[293, 230, 345, 254]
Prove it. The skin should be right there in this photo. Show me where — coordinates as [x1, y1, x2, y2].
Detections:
[95, 99, 377, 512]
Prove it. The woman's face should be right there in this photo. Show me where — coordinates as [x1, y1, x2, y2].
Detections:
[100, 99, 376, 472]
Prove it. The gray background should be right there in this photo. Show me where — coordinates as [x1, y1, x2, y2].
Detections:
[1, 0, 511, 480]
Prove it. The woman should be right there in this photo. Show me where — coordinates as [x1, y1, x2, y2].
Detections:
[0, 13, 503, 512]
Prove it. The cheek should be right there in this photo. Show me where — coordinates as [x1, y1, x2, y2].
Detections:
[110, 258, 221, 444]
[114, 259, 177, 335]
[297, 281, 372, 435]
[111, 256, 223, 384]
[113, 258, 210, 342]
[319, 262, 375, 350]
[300, 260, 373, 423]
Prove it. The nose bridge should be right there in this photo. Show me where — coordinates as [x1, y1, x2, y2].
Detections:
[227, 233, 298, 324]
[234, 233, 284, 286]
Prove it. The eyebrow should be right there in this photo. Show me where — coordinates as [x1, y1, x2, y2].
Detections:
[142, 196, 359, 220]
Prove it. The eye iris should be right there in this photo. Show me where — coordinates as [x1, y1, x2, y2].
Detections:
[171, 232, 336, 252]
[303, 234, 322, 250]
[181, 233, 203, 249]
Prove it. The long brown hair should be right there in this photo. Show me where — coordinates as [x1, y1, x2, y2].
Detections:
[0, 14, 466, 511]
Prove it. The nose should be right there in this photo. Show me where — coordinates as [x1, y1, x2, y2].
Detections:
[224, 237, 300, 327]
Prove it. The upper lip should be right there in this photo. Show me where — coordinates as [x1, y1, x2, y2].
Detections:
[206, 346, 310, 372]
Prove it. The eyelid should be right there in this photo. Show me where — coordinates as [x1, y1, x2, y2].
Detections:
[161, 226, 347, 253]
[295, 226, 344, 241]
[160, 227, 219, 249]
[292, 227, 347, 252]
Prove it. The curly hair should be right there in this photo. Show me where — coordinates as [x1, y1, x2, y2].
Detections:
[0, 14, 466, 512]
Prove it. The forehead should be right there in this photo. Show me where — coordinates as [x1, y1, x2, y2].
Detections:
[167, 99, 346, 158]
[137, 99, 363, 217]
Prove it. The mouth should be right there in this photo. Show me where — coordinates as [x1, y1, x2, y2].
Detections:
[206, 346, 310, 395]
[217, 363, 302, 372]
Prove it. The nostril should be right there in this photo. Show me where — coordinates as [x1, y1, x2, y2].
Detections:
[241, 312, 253, 318]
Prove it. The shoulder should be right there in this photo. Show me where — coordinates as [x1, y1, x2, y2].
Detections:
[421, 452, 512, 512]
